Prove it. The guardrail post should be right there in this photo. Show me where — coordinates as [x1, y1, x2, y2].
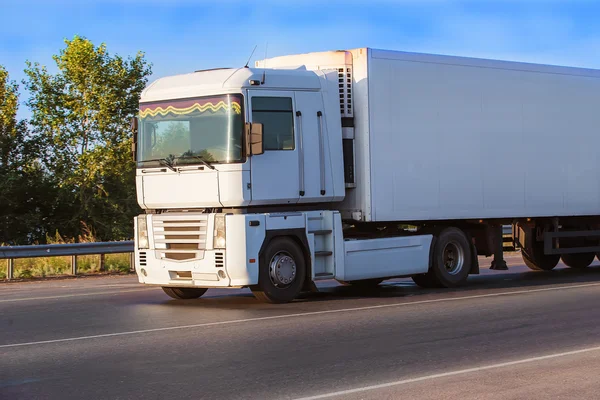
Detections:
[7, 259, 14, 280]
[129, 252, 135, 272]
[72, 255, 78, 276]
[99, 254, 105, 272]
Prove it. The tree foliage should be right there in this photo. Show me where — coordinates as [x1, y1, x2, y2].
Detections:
[23, 36, 152, 241]
[0, 66, 52, 244]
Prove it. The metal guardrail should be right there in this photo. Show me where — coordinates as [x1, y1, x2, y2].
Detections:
[1, 241, 134, 280]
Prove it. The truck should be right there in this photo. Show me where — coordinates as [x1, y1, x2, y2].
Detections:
[131, 47, 600, 303]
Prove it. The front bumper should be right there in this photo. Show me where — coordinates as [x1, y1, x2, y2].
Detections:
[135, 249, 234, 288]
[134, 213, 266, 288]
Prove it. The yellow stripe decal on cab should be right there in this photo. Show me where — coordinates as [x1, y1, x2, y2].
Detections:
[140, 101, 241, 118]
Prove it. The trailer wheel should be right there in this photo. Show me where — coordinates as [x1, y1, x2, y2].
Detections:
[561, 252, 595, 269]
[521, 246, 559, 271]
[251, 237, 306, 304]
[413, 227, 472, 288]
[162, 287, 208, 300]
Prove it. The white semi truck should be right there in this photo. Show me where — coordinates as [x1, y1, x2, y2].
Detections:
[132, 48, 600, 303]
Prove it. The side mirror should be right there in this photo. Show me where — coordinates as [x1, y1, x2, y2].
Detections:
[132, 134, 137, 162]
[131, 117, 138, 162]
[246, 122, 264, 156]
[130, 116, 138, 132]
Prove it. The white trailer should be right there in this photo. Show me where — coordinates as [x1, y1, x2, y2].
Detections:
[132, 48, 600, 303]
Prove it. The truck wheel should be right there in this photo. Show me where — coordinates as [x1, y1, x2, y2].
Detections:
[251, 237, 306, 304]
[561, 252, 595, 269]
[521, 246, 559, 271]
[414, 227, 472, 288]
[162, 287, 208, 300]
[411, 273, 442, 288]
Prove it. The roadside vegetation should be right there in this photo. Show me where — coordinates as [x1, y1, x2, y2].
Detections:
[0, 36, 151, 247]
[0, 37, 150, 279]
[0, 225, 131, 280]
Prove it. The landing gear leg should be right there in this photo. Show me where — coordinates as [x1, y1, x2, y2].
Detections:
[490, 224, 508, 271]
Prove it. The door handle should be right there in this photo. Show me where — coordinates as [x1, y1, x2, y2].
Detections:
[317, 111, 326, 195]
[296, 111, 305, 196]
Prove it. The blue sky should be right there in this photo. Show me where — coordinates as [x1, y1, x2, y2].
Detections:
[2, 0, 600, 118]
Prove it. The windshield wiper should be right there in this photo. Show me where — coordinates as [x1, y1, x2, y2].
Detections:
[142, 158, 177, 172]
[177, 155, 216, 170]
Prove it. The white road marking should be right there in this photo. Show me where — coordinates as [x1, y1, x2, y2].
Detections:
[293, 345, 600, 400]
[0, 282, 140, 293]
[98, 284, 143, 288]
[1, 281, 599, 349]
[0, 288, 156, 303]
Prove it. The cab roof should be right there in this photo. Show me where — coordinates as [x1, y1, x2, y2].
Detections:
[140, 67, 321, 103]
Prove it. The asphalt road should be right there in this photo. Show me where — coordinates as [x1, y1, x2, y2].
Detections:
[2, 253, 600, 400]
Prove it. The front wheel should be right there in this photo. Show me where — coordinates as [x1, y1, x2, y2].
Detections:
[162, 287, 208, 300]
[251, 237, 306, 304]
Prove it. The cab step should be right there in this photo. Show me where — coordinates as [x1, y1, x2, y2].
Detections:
[315, 251, 333, 257]
[315, 272, 334, 279]
[309, 229, 333, 235]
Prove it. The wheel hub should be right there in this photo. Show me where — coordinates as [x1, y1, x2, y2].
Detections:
[269, 252, 297, 287]
[443, 241, 464, 275]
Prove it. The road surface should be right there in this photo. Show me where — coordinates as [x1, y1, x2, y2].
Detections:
[2, 253, 600, 400]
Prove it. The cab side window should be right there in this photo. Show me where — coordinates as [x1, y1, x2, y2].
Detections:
[251, 97, 294, 150]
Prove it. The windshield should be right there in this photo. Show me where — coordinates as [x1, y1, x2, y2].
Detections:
[137, 94, 244, 167]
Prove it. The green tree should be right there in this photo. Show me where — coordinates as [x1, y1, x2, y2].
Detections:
[0, 66, 52, 244]
[24, 36, 152, 241]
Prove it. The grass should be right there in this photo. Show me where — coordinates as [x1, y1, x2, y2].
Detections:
[6, 253, 132, 279]
[1, 224, 133, 280]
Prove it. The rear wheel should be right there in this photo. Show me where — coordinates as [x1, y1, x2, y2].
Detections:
[251, 237, 306, 304]
[411, 273, 442, 288]
[162, 287, 207, 300]
[412, 227, 472, 288]
[561, 252, 595, 269]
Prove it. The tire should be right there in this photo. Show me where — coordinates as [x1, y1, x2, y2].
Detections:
[414, 227, 472, 288]
[561, 252, 595, 269]
[251, 237, 306, 304]
[521, 245, 560, 271]
[411, 273, 442, 288]
[162, 287, 208, 300]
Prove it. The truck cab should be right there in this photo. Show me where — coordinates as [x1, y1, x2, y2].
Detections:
[133, 66, 354, 302]
[135, 67, 345, 211]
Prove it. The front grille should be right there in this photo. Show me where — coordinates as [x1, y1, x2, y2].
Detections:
[152, 214, 208, 261]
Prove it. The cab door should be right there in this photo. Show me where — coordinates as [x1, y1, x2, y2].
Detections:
[294, 91, 329, 203]
[248, 90, 301, 205]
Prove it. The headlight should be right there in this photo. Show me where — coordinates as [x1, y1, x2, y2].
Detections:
[213, 214, 226, 249]
[137, 215, 149, 249]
